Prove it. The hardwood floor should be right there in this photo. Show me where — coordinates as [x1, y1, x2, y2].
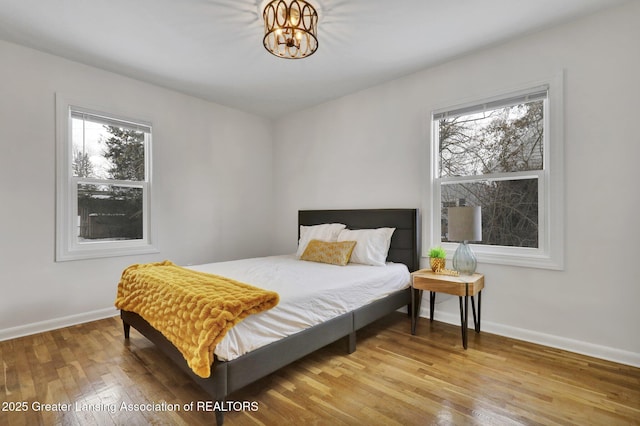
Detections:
[1, 313, 639, 425]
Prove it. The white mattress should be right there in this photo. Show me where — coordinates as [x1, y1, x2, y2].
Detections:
[188, 255, 410, 361]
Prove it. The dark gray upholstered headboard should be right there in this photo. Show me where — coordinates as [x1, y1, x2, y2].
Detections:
[298, 209, 420, 272]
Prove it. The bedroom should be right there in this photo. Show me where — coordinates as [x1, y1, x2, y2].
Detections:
[0, 0, 639, 424]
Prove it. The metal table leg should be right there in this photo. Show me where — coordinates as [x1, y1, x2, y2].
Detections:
[430, 291, 435, 321]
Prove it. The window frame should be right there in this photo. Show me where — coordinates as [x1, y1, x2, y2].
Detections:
[55, 94, 157, 261]
[426, 74, 564, 270]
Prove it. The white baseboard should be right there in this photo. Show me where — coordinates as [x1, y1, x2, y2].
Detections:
[3, 306, 639, 369]
[0, 307, 119, 342]
[420, 308, 640, 368]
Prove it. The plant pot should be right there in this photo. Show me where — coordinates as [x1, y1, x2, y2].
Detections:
[430, 257, 445, 272]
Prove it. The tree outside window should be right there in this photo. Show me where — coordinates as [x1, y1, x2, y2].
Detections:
[437, 100, 543, 248]
[432, 87, 552, 262]
[72, 117, 146, 242]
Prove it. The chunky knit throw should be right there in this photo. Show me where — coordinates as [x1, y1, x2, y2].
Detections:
[115, 260, 279, 378]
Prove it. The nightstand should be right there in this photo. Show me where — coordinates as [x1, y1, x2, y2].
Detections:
[411, 269, 484, 349]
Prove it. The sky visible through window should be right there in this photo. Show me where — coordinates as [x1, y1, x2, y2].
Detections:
[72, 118, 110, 179]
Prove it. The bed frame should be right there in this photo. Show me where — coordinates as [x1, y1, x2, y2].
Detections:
[120, 208, 419, 425]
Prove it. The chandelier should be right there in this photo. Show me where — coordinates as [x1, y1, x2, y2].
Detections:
[263, 0, 318, 59]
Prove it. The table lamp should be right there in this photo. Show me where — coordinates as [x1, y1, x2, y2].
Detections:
[448, 206, 482, 275]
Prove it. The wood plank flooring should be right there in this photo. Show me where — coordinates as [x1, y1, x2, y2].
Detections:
[1, 313, 639, 425]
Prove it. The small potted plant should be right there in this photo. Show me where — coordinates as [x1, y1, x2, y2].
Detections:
[428, 246, 446, 272]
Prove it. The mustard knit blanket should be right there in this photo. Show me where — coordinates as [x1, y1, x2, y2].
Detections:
[115, 261, 279, 378]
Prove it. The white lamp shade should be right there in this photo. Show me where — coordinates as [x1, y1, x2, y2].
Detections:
[448, 206, 482, 242]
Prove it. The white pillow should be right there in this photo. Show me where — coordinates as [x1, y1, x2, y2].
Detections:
[337, 228, 395, 266]
[296, 223, 346, 258]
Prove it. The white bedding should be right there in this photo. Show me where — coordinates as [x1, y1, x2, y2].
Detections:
[188, 254, 410, 361]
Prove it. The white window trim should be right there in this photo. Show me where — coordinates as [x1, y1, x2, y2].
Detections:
[425, 73, 564, 270]
[55, 94, 158, 261]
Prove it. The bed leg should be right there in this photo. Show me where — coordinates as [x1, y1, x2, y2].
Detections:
[123, 322, 130, 339]
[215, 406, 224, 425]
[347, 332, 356, 354]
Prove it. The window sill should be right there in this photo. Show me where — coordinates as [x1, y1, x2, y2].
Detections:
[426, 242, 563, 271]
[56, 243, 159, 262]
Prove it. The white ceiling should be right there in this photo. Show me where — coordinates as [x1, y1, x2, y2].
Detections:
[0, 0, 629, 118]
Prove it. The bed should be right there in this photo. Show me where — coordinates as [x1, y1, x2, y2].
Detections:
[119, 208, 420, 425]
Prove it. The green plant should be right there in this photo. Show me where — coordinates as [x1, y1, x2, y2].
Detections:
[428, 246, 446, 259]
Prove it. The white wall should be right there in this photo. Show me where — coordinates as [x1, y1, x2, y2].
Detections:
[1, 2, 638, 367]
[273, 2, 640, 365]
[0, 40, 274, 338]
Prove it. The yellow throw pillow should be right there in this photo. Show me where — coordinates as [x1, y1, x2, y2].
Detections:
[300, 239, 357, 266]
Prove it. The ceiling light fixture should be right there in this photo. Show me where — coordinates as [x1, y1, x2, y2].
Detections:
[263, 0, 318, 59]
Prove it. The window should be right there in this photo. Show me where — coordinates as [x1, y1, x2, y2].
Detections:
[429, 78, 564, 270]
[56, 96, 156, 261]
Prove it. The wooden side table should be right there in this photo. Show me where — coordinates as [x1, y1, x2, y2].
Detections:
[411, 269, 485, 349]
